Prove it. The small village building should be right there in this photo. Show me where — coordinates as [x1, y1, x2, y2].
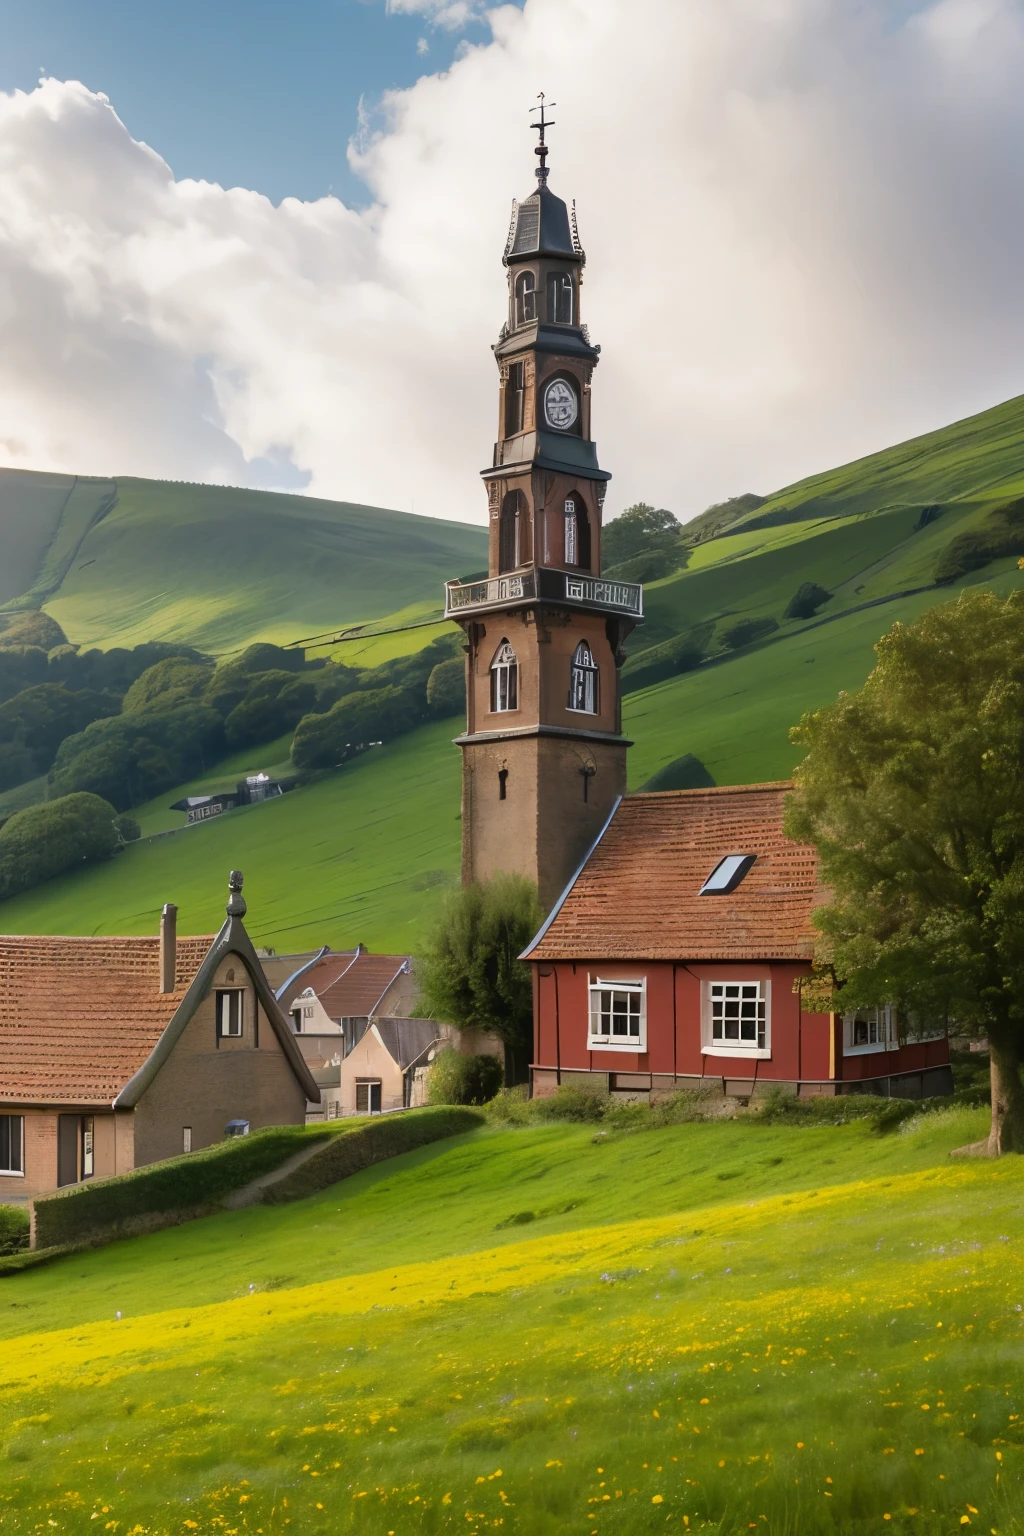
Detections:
[170, 774, 288, 826]
[334, 1017, 443, 1116]
[0, 872, 319, 1200]
[522, 785, 953, 1101]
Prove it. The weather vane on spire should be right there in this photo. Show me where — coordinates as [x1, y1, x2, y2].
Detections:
[530, 92, 556, 188]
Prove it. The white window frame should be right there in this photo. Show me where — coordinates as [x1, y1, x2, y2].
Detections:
[843, 1005, 899, 1056]
[183, 1126, 193, 1154]
[217, 989, 244, 1038]
[587, 976, 647, 1053]
[490, 640, 519, 713]
[568, 640, 598, 714]
[702, 979, 771, 1060]
[356, 1079, 383, 1114]
[0, 1114, 24, 1176]
[564, 498, 578, 565]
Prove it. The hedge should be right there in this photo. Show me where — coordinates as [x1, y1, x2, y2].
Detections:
[33, 1124, 329, 1250]
[262, 1106, 485, 1204]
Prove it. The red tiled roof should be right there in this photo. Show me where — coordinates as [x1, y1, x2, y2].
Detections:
[527, 784, 822, 962]
[318, 953, 410, 1017]
[0, 935, 214, 1106]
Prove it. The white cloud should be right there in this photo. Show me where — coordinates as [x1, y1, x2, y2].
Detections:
[416, 37, 431, 55]
[387, 0, 489, 29]
[3, 0, 1024, 526]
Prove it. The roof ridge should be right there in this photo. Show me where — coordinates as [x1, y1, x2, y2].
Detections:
[630, 781, 794, 799]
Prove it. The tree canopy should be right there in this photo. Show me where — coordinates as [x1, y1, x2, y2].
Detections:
[417, 874, 544, 1084]
[785, 590, 1024, 1154]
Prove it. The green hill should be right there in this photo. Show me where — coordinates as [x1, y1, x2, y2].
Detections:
[0, 469, 487, 653]
[4, 393, 1024, 947]
[1, 1105, 1021, 1532]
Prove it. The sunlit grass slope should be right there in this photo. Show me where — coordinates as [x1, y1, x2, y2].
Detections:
[38, 478, 486, 652]
[0, 718, 463, 951]
[1, 1107, 1022, 1535]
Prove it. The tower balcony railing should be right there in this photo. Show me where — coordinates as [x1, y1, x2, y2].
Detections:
[444, 566, 643, 620]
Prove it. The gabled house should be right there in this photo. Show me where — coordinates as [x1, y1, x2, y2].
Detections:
[0, 872, 319, 1200]
[334, 1017, 443, 1116]
[522, 785, 953, 1102]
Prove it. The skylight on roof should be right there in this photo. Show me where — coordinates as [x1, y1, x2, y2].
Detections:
[699, 854, 756, 895]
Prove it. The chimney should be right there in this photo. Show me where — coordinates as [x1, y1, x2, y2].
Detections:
[160, 903, 178, 994]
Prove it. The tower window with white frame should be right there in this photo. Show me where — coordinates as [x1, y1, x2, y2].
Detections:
[588, 977, 646, 1051]
[490, 639, 519, 713]
[548, 271, 574, 325]
[568, 640, 598, 714]
[515, 270, 536, 326]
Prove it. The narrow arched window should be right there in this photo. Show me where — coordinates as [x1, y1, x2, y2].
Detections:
[568, 640, 598, 714]
[515, 271, 536, 326]
[547, 272, 574, 325]
[499, 490, 528, 572]
[490, 639, 519, 713]
[563, 495, 591, 569]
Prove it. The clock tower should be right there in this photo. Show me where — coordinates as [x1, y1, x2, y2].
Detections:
[445, 101, 642, 910]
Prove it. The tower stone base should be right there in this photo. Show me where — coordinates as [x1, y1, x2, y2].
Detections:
[457, 727, 628, 910]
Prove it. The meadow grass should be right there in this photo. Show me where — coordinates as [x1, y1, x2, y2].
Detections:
[1, 1108, 1021, 1535]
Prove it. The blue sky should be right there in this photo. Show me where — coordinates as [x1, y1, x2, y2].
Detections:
[0, 0, 518, 204]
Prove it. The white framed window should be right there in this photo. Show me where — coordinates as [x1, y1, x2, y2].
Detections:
[490, 639, 519, 713]
[217, 989, 244, 1037]
[699, 854, 756, 895]
[588, 977, 647, 1052]
[568, 640, 599, 714]
[183, 1126, 192, 1154]
[548, 271, 574, 325]
[703, 980, 770, 1058]
[81, 1117, 94, 1179]
[356, 1080, 382, 1114]
[0, 1114, 24, 1175]
[843, 1006, 898, 1055]
[515, 270, 536, 326]
[564, 498, 578, 564]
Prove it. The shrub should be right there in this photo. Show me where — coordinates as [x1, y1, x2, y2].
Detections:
[0, 1204, 30, 1256]
[0, 611, 67, 651]
[784, 582, 833, 620]
[640, 753, 716, 792]
[32, 1126, 329, 1249]
[427, 1048, 504, 1106]
[290, 685, 416, 770]
[113, 812, 141, 843]
[533, 1083, 610, 1122]
[262, 1107, 485, 1204]
[934, 499, 1024, 584]
[484, 1085, 532, 1126]
[426, 657, 465, 717]
[122, 658, 214, 714]
[719, 616, 779, 650]
[752, 1087, 924, 1132]
[0, 791, 120, 899]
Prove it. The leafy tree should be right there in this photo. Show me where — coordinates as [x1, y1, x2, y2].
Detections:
[0, 683, 119, 780]
[204, 643, 305, 717]
[784, 582, 832, 620]
[0, 646, 48, 707]
[426, 657, 465, 718]
[602, 503, 682, 569]
[0, 611, 67, 651]
[224, 671, 317, 749]
[113, 813, 141, 843]
[313, 661, 368, 711]
[784, 590, 1024, 1155]
[122, 658, 213, 714]
[0, 791, 120, 899]
[290, 686, 418, 771]
[49, 705, 224, 810]
[417, 874, 544, 1084]
[426, 1047, 504, 1105]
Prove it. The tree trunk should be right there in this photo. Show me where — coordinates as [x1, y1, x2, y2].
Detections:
[987, 1035, 1024, 1156]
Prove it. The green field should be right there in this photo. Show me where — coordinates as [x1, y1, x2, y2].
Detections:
[1, 1105, 1021, 1533]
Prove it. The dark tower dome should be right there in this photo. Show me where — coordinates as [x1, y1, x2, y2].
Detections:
[503, 184, 583, 265]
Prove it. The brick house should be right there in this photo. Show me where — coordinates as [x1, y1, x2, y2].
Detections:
[523, 785, 953, 1101]
[0, 872, 319, 1201]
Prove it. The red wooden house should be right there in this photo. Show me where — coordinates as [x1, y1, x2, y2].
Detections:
[522, 784, 952, 1102]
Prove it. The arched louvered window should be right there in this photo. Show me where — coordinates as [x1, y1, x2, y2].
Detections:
[515, 271, 536, 326]
[563, 494, 591, 570]
[490, 639, 519, 713]
[547, 272, 574, 325]
[499, 490, 528, 572]
[568, 640, 598, 714]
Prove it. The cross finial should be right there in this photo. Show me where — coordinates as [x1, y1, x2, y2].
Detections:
[530, 92, 556, 188]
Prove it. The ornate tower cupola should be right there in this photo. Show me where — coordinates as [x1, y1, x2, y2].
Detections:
[444, 99, 643, 910]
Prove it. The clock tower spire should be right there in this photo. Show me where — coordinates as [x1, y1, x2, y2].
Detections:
[444, 108, 642, 910]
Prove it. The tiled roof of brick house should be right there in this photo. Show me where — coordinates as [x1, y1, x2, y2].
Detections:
[0, 935, 214, 1106]
[277, 951, 412, 1018]
[524, 784, 822, 962]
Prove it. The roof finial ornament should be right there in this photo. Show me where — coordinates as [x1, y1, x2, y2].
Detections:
[530, 92, 556, 188]
[227, 869, 246, 918]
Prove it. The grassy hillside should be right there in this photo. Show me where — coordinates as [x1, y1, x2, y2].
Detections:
[0, 468, 486, 653]
[1, 1107, 1022, 1532]
[5, 393, 1024, 946]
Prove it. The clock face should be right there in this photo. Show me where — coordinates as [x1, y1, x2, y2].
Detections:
[543, 377, 579, 431]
